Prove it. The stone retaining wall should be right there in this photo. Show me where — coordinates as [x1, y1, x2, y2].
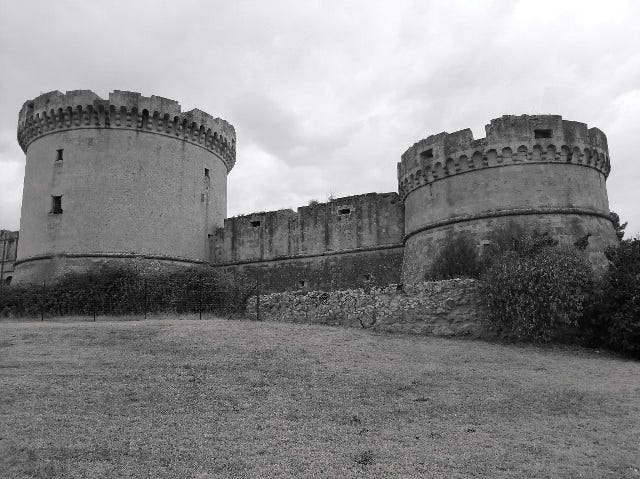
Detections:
[246, 278, 485, 337]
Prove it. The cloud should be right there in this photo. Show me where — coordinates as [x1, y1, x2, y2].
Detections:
[228, 91, 355, 166]
[0, 0, 639, 235]
[0, 160, 23, 229]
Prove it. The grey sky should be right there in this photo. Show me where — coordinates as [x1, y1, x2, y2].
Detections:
[1, 0, 638, 235]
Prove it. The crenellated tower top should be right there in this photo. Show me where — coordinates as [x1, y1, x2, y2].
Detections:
[397, 114, 610, 200]
[17, 90, 236, 171]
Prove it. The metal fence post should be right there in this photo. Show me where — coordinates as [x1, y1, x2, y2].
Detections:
[255, 269, 261, 321]
[199, 274, 203, 320]
[144, 278, 147, 320]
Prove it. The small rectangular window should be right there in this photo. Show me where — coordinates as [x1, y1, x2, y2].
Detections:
[338, 207, 351, 215]
[204, 168, 209, 178]
[56, 149, 63, 162]
[534, 129, 552, 139]
[250, 220, 261, 227]
[420, 148, 434, 159]
[51, 196, 63, 214]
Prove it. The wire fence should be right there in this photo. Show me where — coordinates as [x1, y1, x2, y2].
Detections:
[0, 275, 262, 322]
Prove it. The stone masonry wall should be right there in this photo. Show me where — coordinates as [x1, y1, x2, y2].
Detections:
[214, 245, 404, 294]
[212, 192, 403, 263]
[0, 230, 19, 283]
[211, 192, 404, 292]
[246, 278, 484, 337]
[14, 90, 235, 284]
[398, 115, 617, 282]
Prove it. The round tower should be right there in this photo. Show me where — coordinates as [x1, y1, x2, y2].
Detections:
[14, 90, 236, 283]
[398, 114, 618, 283]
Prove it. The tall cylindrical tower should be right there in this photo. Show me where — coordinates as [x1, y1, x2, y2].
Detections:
[398, 114, 618, 283]
[14, 90, 236, 283]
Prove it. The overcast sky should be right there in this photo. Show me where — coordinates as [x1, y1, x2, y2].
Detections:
[1, 0, 638, 235]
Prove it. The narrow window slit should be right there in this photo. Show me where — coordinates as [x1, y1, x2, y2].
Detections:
[420, 148, 434, 159]
[56, 149, 63, 162]
[51, 196, 63, 214]
[534, 129, 552, 139]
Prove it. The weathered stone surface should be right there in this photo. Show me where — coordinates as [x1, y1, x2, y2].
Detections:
[0, 230, 18, 284]
[14, 90, 235, 284]
[212, 192, 403, 263]
[211, 192, 404, 292]
[10, 101, 618, 291]
[246, 278, 485, 337]
[214, 244, 404, 294]
[398, 115, 617, 282]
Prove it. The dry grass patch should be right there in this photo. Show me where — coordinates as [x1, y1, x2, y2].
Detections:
[0, 317, 639, 478]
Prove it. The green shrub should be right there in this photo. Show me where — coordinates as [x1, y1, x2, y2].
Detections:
[427, 233, 481, 280]
[480, 236, 592, 342]
[0, 263, 250, 318]
[577, 284, 610, 348]
[584, 238, 640, 356]
[609, 211, 627, 241]
[0, 284, 42, 317]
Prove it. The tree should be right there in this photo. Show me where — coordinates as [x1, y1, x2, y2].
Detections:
[599, 238, 640, 356]
[609, 211, 627, 241]
[427, 233, 481, 280]
[480, 233, 592, 342]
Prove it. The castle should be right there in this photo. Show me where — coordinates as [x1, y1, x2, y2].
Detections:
[2, 90, 618, 290]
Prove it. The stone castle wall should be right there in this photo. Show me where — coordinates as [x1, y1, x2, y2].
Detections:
[13, 90, 235, 284]
[211, 192, 405, 292]
[9, 94, 619, 292]
[246, 279, 484, 337]
[398, 115, 618, 282]
[0, 230, 19, 284]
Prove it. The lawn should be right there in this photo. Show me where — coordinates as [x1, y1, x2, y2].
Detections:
[1, 316, 639, 478]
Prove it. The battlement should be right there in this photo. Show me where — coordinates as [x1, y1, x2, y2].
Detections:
[484, 115, 608, 149]
[398, 114, 611, 199]
[212, 192, 403, 264]
[17, 90, 236, 171]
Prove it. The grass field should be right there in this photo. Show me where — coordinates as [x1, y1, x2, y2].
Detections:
[1, 316, 639, 478]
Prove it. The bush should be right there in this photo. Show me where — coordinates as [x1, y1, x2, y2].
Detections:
[484, 225, 557, 262]
[427, 233, 481, 280]
[609, 211, 627, 241]
[480, 234, 592, 342]
[0, 263, 251, 318]
[584, 238, 640, 356]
